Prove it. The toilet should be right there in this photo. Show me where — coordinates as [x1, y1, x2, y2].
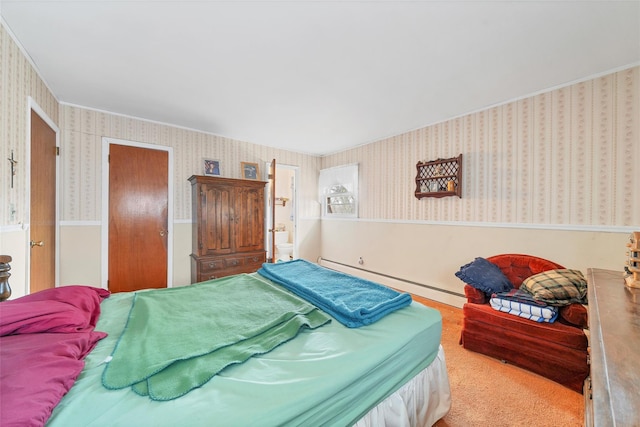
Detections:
[275, 230, 293, 262]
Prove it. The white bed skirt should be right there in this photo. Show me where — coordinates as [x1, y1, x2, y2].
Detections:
[354, 345, 451, 427]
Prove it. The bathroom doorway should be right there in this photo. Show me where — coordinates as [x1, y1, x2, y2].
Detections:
[265, 162, 298, 262]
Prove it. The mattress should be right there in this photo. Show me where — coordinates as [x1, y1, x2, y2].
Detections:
[355, 346, 450, 427]
[46, 273, 446, 426]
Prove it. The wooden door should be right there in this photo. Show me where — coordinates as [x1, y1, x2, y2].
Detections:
[29, 110, 56, 293]
[198, 182, 233, 256]
[234, 184, 265, 253]
[108, 144, 168, 293]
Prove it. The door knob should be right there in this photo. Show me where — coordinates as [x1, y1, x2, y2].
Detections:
[30, 240, 44, 248]
[159, 229, 168, 237]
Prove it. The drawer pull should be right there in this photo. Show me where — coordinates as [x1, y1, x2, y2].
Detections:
[208, 262, 216, 268]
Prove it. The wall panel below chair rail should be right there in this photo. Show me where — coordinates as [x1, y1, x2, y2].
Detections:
[320, 219, 629, 307]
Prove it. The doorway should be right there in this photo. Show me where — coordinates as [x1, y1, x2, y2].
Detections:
[29, 101, 59, 294]
[265, 162, 299, 262]
[101, 138, 173, 292]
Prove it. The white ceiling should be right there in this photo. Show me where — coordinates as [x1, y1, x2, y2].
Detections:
[2, 1, 639, 156]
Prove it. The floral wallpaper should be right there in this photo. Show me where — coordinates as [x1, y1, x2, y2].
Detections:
[2, 21, 638, 230]
[1, 25, 59, 226]
[322, 66, 640, 227]
[58, 107, 321, 222]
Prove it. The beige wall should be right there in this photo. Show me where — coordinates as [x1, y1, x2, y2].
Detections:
[1, 26, 60, 226]
[320, 66, 639, 305]
[2, 21, 638, 305]
[322, 67, 639, 225]
[1, 24, 322, 298]
[55, 107, 322, 291]
[321, 221, 629, 307]
[58, 106, 322, 223]
[1, 25, 59, 296]
[58, 223, 195, 289]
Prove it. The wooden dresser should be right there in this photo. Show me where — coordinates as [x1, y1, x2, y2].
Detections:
[189, 175, 267, 283]
[584, 268, 640, 426]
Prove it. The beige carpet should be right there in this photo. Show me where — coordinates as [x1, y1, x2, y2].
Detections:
[413, 296, 583, 427]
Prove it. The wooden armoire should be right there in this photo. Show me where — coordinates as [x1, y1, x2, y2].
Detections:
[189, 175, 267, 283]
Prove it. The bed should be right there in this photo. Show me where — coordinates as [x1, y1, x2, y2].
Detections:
[0, 259, 451, 427]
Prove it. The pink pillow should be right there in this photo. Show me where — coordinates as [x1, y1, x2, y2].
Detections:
[0, 286, 110, 426]
[0, 286, 109, 336]
[0, 331, 107, 427]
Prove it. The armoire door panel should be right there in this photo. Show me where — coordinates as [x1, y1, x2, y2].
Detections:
[199, 185, 233, 255]
[235, 186, 265, 252]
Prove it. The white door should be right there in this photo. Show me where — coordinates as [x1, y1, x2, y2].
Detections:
[264, 161, 299, 262]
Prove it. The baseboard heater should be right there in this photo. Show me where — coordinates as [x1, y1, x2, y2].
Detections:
[317, 257, 465, 307]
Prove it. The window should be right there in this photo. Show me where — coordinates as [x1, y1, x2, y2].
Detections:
[319, 164, 358, 218]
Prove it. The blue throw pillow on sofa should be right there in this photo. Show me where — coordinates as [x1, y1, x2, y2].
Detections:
[455, 257, 514, 295]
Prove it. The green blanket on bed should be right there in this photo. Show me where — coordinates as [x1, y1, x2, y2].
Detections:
[101, 274, 330, 401]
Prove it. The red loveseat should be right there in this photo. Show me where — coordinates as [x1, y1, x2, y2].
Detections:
[459, 254, 589, 393]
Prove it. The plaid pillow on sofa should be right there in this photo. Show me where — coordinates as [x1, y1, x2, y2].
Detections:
[520, 269, 588, 306]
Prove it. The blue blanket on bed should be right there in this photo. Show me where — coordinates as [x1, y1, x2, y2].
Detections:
[258, 259, 412, 328]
